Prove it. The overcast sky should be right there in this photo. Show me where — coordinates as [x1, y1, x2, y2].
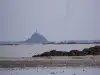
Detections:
[0, 0, 100, 41]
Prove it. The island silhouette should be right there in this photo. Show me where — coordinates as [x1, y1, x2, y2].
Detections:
[0, 31, 100, 44]
[25, 31, 48, 44]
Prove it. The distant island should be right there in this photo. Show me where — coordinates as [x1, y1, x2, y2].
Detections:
[25, 31, 48, 44]
[0, 31, 100, 45]
[0, 31, 48, 45]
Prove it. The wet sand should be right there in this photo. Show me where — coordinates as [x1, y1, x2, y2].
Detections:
[0, 56, 100, 68]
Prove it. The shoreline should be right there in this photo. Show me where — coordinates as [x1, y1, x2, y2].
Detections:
[0, 56, 100, 68]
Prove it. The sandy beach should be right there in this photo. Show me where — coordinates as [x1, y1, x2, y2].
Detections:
[0, 56, 100, 68]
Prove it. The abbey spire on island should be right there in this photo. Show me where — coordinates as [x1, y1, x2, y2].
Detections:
[25, 30, 48, 44]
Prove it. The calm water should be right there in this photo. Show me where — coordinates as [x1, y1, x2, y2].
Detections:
[0, 67, 100, 75]
[0, 44, 100, 57]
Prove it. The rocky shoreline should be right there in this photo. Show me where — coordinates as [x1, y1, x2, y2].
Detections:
[33, 45, 100, 57]
[0, 45, 100, 68]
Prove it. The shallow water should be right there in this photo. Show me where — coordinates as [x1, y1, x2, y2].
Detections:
[0, 67, 100, 75]
[0, 44, 100, 57]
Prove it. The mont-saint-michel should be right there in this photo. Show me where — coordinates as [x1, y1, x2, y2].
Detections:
[0, 31, 48, 44]
[0, 31, 100, 45]
[25, 31, 48, 44]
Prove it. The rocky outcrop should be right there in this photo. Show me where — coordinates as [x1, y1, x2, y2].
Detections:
[32, 45, 100, 57]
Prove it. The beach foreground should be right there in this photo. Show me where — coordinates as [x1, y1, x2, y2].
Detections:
[0, 56, 100, 68]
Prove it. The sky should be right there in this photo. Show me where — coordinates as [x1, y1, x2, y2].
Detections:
[0, 0, 100, 42]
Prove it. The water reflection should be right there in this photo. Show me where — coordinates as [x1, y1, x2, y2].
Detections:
[0, 67, 100, 75]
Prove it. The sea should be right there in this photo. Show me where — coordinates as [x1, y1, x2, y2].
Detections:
[0, 44, 100, 57]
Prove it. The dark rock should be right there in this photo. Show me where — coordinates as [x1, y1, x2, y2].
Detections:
[32, 45, 100, 57]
